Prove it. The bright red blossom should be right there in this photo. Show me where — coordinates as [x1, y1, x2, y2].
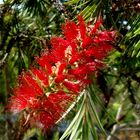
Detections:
[62, 20, 78, 42]
[8, 16, 116, 130]
[78, 15, 86, 39]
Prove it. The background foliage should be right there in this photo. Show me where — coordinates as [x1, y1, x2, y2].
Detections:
[0, 0, 140, 139]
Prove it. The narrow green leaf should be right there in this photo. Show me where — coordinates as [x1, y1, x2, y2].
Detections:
[65, 0, 80, 5]
[88, 85, 116, 122]
[87, 92, 106, 136]
[87, 111, 98, 140]
[131, 40, 140, 57]
[60, 98, 85, 140]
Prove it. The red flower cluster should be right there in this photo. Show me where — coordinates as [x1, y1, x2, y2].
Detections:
[8, 16, 115, 129]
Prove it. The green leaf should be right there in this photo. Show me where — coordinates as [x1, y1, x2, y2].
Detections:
[60, 90, 106, 140]
[59, 96, 85, 140]
[131, 40, 140, 57]
[65, 0, 80, 4]
[87, 91, 106, 136]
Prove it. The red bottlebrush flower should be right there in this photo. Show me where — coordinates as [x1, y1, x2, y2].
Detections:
[31, 68, 49, 86]
[34, 111, 56, 129]
[62, 20, 78, 42]
[90, 19, 103, 34]
[101, 43, 113, 52]
[68, 65, 87, 76]
[8, 96, 28, 113]
[8, 15, 116, 131]
[82, 36, 92, 48]
[97, 31, 116, 42]
[63, 80, 81, 94]
[55, 74, 65, 83]
[48, 91, 72, 103]
[68, 63, 96, 83]
[69, 41, 78, 53]
[8, 72, 44, 113]
[31, 91, 72, 129]
[19, 73, 43, 96]
[57, 62, 67, 75]
[69, 52, 81, 64]
[36, 55, 52, 75]
[83, 47, 105, 60]
[78, 15, 86, 39]
[51, 37, 69, 50]
[51, 37, 68, 61]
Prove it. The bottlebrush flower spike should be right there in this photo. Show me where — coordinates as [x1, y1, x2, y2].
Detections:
[78, 15, 86, 39]
[7, 16, 116, 130]
[91, 19, 103, 34]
